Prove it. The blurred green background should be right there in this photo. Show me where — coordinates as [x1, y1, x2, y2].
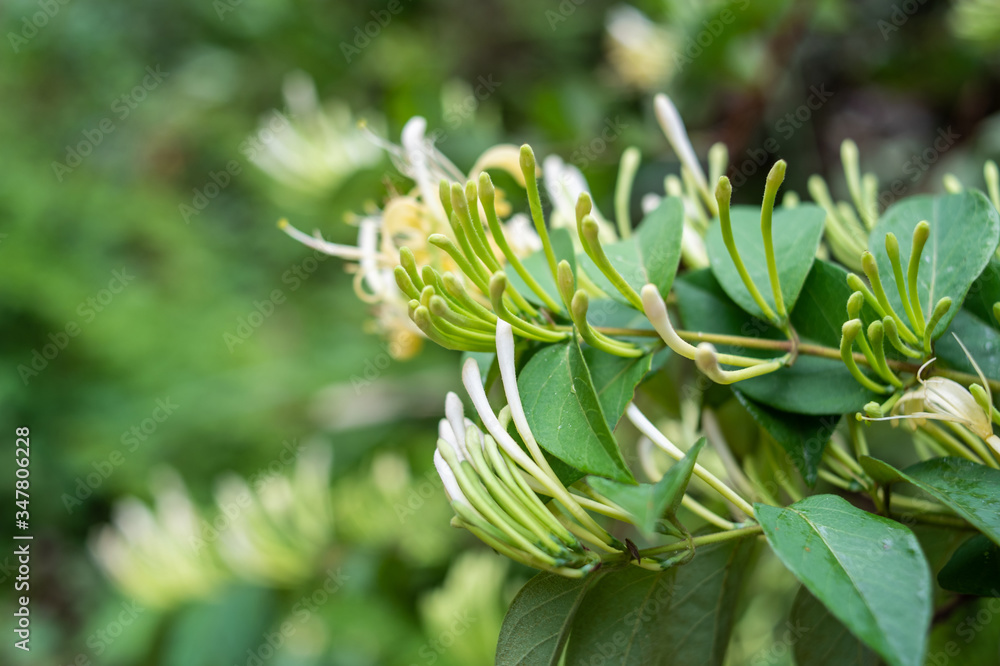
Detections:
[3, 0, 1000, 663]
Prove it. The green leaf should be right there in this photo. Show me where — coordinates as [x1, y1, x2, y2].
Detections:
[674, 263, 877, 414]
[935, 307, 1000, 378]
[732, 389, 839, 486]
[791, 586, 880, 666]
[495, 570, 606, 665]
[937, 534, 1000, 597]
[563, 537, 755, 665]
[756, 494, 933, 666]
[706, 203, 826, 319]
[579, 196, 684, 303]
[859, 456, 1000, 546]
[583, 346, 653, 428]
[870, 191, 1000, 339]
[965, 258, 1000, 330]
[507, 227, 576, 307]
[927, 596, 1000, 665]
[587, 438, 706, 537]
[518, 338, 635, 483]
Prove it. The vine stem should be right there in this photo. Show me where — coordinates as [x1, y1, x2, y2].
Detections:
[638, 524, 763, 557]
[591, 327, 1000, 391]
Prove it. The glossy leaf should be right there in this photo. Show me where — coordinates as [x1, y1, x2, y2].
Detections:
[580, 196, 684, 303]
[937, 534, 1000, 597]
[733, 390, 838, 486]
[563, 537, 755, 665]
[870, 191, 1000, 338]
[495, 570, 606, 665]
[583, 346, 654, 428]
[965, 258, 1000, 330]
[706, 203, 826, 319]
[518, 339, 635, 483]
[587, 438, 705, 537]
[859, 456, 1000, 546]
[756, 494, 932, 666]
[935, 307, 1000, 377]
[791, 586, 880, 666]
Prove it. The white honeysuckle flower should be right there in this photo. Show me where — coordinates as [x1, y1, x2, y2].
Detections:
[434, 448, 468, 504]
[282, 117, 532, 359]
[874, 364, 996, 440]
[654, 93, 711, 207]
[605, 5, 678, 91]
[432, 322, 613, 575]
[867, 339, 1000, 457]
[251, 71, 381, 196]
[214, 444, 334, 586]
[542, 155, 617, 243]
[89, 473, 223, 608]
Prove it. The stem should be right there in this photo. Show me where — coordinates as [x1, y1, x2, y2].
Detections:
[590, 329, 1000, 392]
[627, 405, 756, 517]
[640, 524, 763, 557]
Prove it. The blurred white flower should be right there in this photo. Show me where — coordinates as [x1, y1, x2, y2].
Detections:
[90, 470, 223, 608]
[418, 551, 508, 666]
[605, 5, 679, 91]
[214, 445, 334, 586]
[250, 70, 380, 196]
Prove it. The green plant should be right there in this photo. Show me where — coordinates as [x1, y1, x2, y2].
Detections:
[283, 94, 1000, 666]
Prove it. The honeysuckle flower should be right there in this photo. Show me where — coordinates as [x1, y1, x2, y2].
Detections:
[282, 117, 537, 359]
[250, 71, 381, 197]
[655, 93, 714, 214]
[432, 321, 625, 576]
[869, 359, 999, 452]
[866, 338, 1000, 458]
[333, 451, 456, 565]
[605, 5, 678, 91]
[418, 551, 507, 666]
[90, 471, 223, 608]
[213, 445, 334, 586]
[950, 0, 1000, 44]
